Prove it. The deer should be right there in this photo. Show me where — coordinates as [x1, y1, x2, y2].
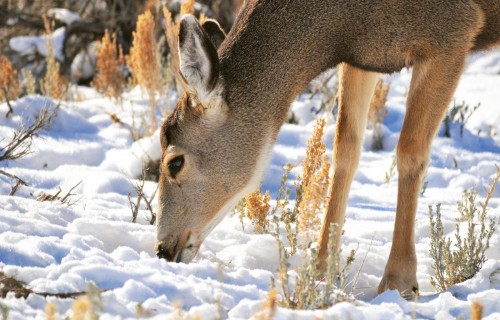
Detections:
[155, 0, 500, 298]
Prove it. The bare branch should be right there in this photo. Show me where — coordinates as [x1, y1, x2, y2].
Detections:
[0, 107, 57, 162]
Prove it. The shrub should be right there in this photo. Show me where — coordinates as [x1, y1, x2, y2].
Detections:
[429, 167, 499, 291]
[40, 16, 68, 100]
[239, 117, 356, 311]
[127, 10, 162, 134]
[245, 190, 271, 233]
[443, 100, 480, 138]
[297, 118, 330, 247]
[0, 55, 22, 116]
[93, 30, 125, 101]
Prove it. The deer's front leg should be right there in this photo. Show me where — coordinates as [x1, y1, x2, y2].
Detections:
[317, 64, 379, 271]
[378, 52, 469, 298]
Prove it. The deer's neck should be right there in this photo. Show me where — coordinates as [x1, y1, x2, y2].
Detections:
[218, 1, 341, 132]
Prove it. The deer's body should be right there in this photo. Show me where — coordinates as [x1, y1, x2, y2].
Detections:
[156, 0, 500, 298]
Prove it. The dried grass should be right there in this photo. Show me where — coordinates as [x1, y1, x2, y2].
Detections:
[21, 68, 36, 96]
[298, 118, 331, 246]
[40, 16, 68, 100]
[127, 10, 162, 133]
[368, 78, 389, 151]
[254, 286, 278, 320]
[93, 30, 125, 101]
[245, 190, 271, 233]
[0, 55, 22, 116]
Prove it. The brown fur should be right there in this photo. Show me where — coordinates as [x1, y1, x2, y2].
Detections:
[157, 0, 500, 296]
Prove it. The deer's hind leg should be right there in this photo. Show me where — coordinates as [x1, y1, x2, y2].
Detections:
[378, 51, 470, 298]
[317, 64, 379, 271]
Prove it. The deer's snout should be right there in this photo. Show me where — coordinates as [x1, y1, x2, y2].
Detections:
[155, 230, 198, 263]
[156, 239, 180, 262]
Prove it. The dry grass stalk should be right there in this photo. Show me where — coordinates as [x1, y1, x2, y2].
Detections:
[127, 10, 162, 134]
[245, 190, 271, 233]
[70, 282, 101, 320]
[128, 172, 158, 225]
[45, 303, 57, 320]
[368, 78, 389, 150]
[0, 55, 22, 117]
[37, 181, 82, 205]
[93, 30, 125, 100]
[254, 287, 278, 320]
[471, 301, 483, 320]
[162, 1, 195, 94]
[21, 68, 36, 96]
[40, 16, 68, 100]
[298, 118, 331, 246]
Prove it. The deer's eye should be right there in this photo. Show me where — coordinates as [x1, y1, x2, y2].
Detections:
[168, 156, 184, 179]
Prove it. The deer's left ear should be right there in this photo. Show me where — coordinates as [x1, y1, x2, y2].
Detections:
[178, 14, 220, 103]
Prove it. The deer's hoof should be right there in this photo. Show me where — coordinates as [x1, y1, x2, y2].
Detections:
[378, 274, 419, 300]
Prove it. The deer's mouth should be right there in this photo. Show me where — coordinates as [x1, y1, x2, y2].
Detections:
[155, 231, 200, 263]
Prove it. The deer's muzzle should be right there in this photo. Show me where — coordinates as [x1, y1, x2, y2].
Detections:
[155, 230, 198, 263]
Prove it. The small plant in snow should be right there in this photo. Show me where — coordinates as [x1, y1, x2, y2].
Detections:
[297, 118, 330, 247]
[271, 220, 355, 309]
[128, 172, 158, 225]
[368, 78, 389, 151]
[242, 117, 356, 311]
[127, 10, 162, 134]
[21, 69, 36, 96]
[429, 167, 499, 291]
[40, 16, 68, 100]
[245, 190, 271, 233]
[93, 30, 125, 101]
[70, 282, 102, 320]
[37, 181, 82, 205]
[0, 55, 22, 117]
[383, 154, 397, 184]
[443, 100, 480, 138]
[0, 107, 57, 192]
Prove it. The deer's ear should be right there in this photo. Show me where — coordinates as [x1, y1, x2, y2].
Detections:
[201, 19, 226, 49]
[178, 14, 220, 100]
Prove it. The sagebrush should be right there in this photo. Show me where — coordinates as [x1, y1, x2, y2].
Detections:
[429, 167, 499, 291]
[240, 117, 356, 311]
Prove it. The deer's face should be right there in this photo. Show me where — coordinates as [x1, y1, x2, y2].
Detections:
[155, 15, 271, 263]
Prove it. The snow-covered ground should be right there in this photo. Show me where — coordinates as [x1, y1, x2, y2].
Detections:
[0, 50, 499, 319]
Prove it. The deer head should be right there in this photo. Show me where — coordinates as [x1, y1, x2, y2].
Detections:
[155, 15, 274, 262]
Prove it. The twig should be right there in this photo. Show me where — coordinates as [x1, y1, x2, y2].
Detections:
[0, 107, 56, 162]
[145, 184, 158, 225]
[0, 169, 28, 186]
[1, 87, 14, 118]
[9, 179, 23, 196]
[59, 180, 82, 204]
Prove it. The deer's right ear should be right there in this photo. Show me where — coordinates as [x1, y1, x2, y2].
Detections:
[201, 19, 226, 49]
[179, 14, 220, 103]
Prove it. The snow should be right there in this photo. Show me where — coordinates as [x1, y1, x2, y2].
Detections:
[9, 27, 66, 61]
[0, 49, 499, 319]
[47, 9, 81, 25]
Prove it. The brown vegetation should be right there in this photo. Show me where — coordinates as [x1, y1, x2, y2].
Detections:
[93, 30, 125, 100]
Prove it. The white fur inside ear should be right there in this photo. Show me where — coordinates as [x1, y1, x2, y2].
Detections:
[179, 34, 211, 92]
[179, 15, 218, 109]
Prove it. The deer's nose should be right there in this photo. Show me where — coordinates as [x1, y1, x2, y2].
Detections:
[155, 238, 179, 261]
[155, 230, 192, 262]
